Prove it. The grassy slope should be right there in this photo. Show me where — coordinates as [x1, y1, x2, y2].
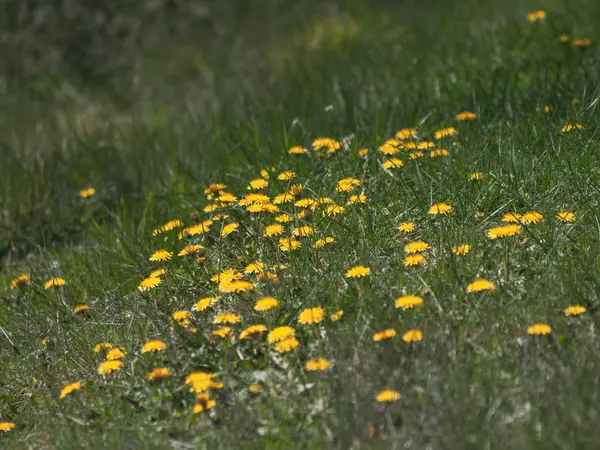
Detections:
[2, 0, 600, 448]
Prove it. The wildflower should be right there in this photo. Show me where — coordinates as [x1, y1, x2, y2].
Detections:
[214, 312, 241, 324]
[0, 422, 16, 432]
[526, 10, 546, 22]
[572, 39, 592, 48]
[323, 204, 346, 216]
[527, 324, 552, 335]
[289, 146, 308, 154]
[98, 360, 123, 375]
[221, 223, 239, 237]
[452, 244, 471, 256]
[267, 326, 295, 343]
[312, 137, 342, 153]
[264, 224, 285, 237]
[382, 158, 404, 169]
[535, 105, 552, 113]
[409, 151, 424, 159]
[192, 296, 221, 312]
[273, 193, 295, 204]
[212, 327, 232, 338]
[313, 236, 335, 248]
[358, 148, 369, 157]
[179, 221, 212, 237]
[186, 372, 218, 393]
[277, 171, 296, 181]
[466, 279, 496, 293]
[404, 254, 426, 267]
[417, 141, 436, 149]
[275, 337, 300, 353]
[218, 279, 255, 293]
[172, 310, 190, 327]
[345, 265, 371, 278]
[203, 203, 219, 213]
[152, 219, 183, 235]
[10, 274, 30, 289]
[305, 358, 331, 371]
[247, 202, 278, 213]
[194, 397, 216, 413]
[44, 277, 66, 289]
[456, 111, 476, 121]
[80, 187, 96, 198]
[373, 329, 396, 341]
[106, 347, 127, 360]
[295, 198, 317, 209]
[279, 237, 301, 252]
[376, 390, 401, 402]
[475, 211, 485, 218]
[149, 250, 172, 262]
[469, 172, 484, 181]
[255, 297, 279, 311]
[564, 305, 586, 316]
[298, 307, 325, 324]
[404, 241, 431, 254]
[429, 149, 450, 158]
[245, 262, 265, 274]
[396, 128, 417, 139]
[73, 304, 89, 313]
[429, 203, 453, 215]
[248, 384, 263, 393]
[217, 193, 237, 204]
[395, 295, 424, 310]
[336, 177, 361, 192]
[562, 123, 584, 133]
[502, 212, 522, 223]
[211, 269, 243, 283]
[556, 211, 576, 222]
[239, 193, 270, 206]
[137, 276, 161, 292]
[434, 127, 456, 140]
[487, 224, 522, 239]
[397, 222, 415, 233]
[345, 194, 366, 205]
[521, 211, 543, 224]
[240, 324, 268, 339]
[148, 367, 171, 381]
[93, 342, 113, 353]
[292, 225, 315, 237]
[204, 183, 227, 196]
[141, 340, 167, 353]
[330, 310, 344, 321]
[149, 268, 166, 278]
[178, 244, 204, 256]
[402, 329, 423, 342]
[59, 381, 82, 400]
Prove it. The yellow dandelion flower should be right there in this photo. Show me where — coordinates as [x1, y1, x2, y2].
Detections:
[323, 204, 346, 216]
[141, 340, 167, 353]
[395, 295, 424, 310]
[382, 158, 404, 169]
[378, 143, 399, 155]
[429, 149, 450, 158]
[466, 279, 496, 293]
[452, 244, 471, 256]
[248, 178, 269, 190]
[214, 312, 241, 324]
[179, 221, 212, 238]
[527, 323, 552, 335]
[572, 39, 592, 48]
[137, 276, 161, 292]
[556, 211, 576, 222]
[0, 422, 16, 432]
[562, 123, 584, 133]
[475, 211, 485, 218]
[312, 137, 342, 153]
[149, 268, 166, 278]
[277, 171, 296, 181]
[264, 224, 285, 237]
[313, 236, 335, 248]
[193, 397, 217, 413]
[305, 358, 331, 371]
[526, 10, 546, 22]
[217, 193, 237, 204]
[397, 222, 415, 233]
[404, 241, 431, 254]
[409, 151, 424, 159]
[559, 34, 569, 43]
[59, 381, 82, 400]
[535, 105, 552, 113]
[502, 212, 522, 223]
[148, 367, 171, 381]
[402, 329, 423, 342]
[292, 225, 315, 237]
[204, 183, 227, 196]
[429, 203, 453, 215]
[274, 215, 293, 225]
[373, 329, 396, 341]
[220, 223, 239, 237]
[396, 128, 417, 139]
[275, 337, 300, 353]
[521, 211, 543, 224]
[152, 219, 183, 235]
[240, 324, 268, 339]
[192, 296, 221, 312]
[487, 224, 522, 239]
[358, 148, 369, 157]
[149, 250, 172, 262]
[298, 307, 325, 324]
[294, 198, 317, 209]
[273, 193, 294, 205]
[106, 347, 127, 360]
[336, 177, 361, 192]
[172, 310, 190, 327]
[248, 384, 262, 393]
[279, 237, 301, 252]
[245, 262, 265, 274]
[185, 371, 217, 393]
[255, 297, 279, 312]
[44, 277, 66, 289]
[211, 268, 243, 283]
[79, 187, 96, 198]
[98, 360, 123, 375]
[417, 141, 436, 149]
[404, 253, 426, 267]
[73, 304, 89, 313]
[218, 279, 255, 293]
[203, 203, 220, 213]
[238, 193, 270, 206]
[376, 389, 401, 402]
[93, 342, 113, 353]
[289, 146, 308, 155]
[178, 244, 204, 256]
[469, 172, 484, 181]
[434, 127, 456, 140]
[564, 305, 586, 316]
[345, 265, 371, 278]
[10, 274, 30, 289]
[347, 194, 367, 204]
[330, 310, 344, 321]
[268, 326, 295, 343]
[456, 111, 476, 121]
[212, 327, 232, 338]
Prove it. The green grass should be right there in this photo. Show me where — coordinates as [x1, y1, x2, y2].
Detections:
[2, 0, 600, 448]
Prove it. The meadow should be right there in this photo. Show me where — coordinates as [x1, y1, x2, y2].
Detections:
[1, 0, 600, 448]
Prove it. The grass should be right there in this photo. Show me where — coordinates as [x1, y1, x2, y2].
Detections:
[2, 0, 600, 448]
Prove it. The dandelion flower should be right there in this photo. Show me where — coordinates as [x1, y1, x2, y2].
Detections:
[73, 304, 89, 313]
[94, 342, 113, 353]
[194, 397, 217, 413]
[556, 211, 575, 223]
[0, 422, 16, 432]
[373, 329, 396, 341]
[289, 146, 308, 155]
[268, 326, 295, 343]
[564, 305, 586, 316]
[221, 223, 239, 237]
[192, 296, 221, 312]
[345, 265, 371, 278]
[137, 276, 161, 292]
[292, 225, 315, 237]
[348, 194, 367, 204]
[218, 279, 255, 293]
[305, 358, 331, 371]
[404, 254, 426, 267]
[248, 178, 269, 190]
[487, 224, 521, 239]
[429, 149, 450, 158]
[44, 278, 66, 289]
[434, 127, 456, 140]
[526, 10, 546, 22]
[456, 111, 476, 121]
[312, 137, 342, 153]
[152, 219, 183, 235]
[336, 177, 361, 192]
[382, 158, 404, 169]
[409, 151, 424, 159]
[396, 128, 417, 139]
[275, 337, 300, 353]
[502, 212, 522, 223]
[142, 340, 167, 353]
[240, 324, 268, 339]
[172, 310, 191, 327]
[148, 367, 171, 381]
[239, 193, 270, 206]
[214, 312, 241, 324]
[466, 279, 495, 293]
[80, 187, 96, 198]
[263, 224, 285, 237]
[149, 268, 166, 278]
[429, 203, 452, 215]
[106, 347, 127, 360]
[279, 237, 301, 252]
[255, 297, 279, 312]
[521, 211, 543, 224]
[323, 204, 346, 216]
[535, 105, 552, 113]
[358, 148, 369, 157]
[212, 327, 232, 338]
[277, 171, 296, 181]
[417, 141, 436, 149]
[298, 307, 325, 324]
[402, 329, 423, 342]
[452, 244, 471, 256]
[248, 384, 263, 393]
[376, 389, 401, 402]
[98, 360, 123, 375]
[149, 250, 172, 262]
[562, 123, 584, 133]
[527, 324, 552, 335]
[10, 274, 29, 289]
[397, 222, 415, 233]
[186, 372, 218, 393]
[572, 39, 592, 48]
[404, 241, 431, 254]
[330, 310, 344, 321]
[469, 172, 484, 181]
[395, 295, 424, 310]
[178, 244, 204, 256]
[60, 381, 82, 400]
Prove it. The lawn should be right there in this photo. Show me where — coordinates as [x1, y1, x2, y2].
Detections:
[2, 0, 600, 448]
